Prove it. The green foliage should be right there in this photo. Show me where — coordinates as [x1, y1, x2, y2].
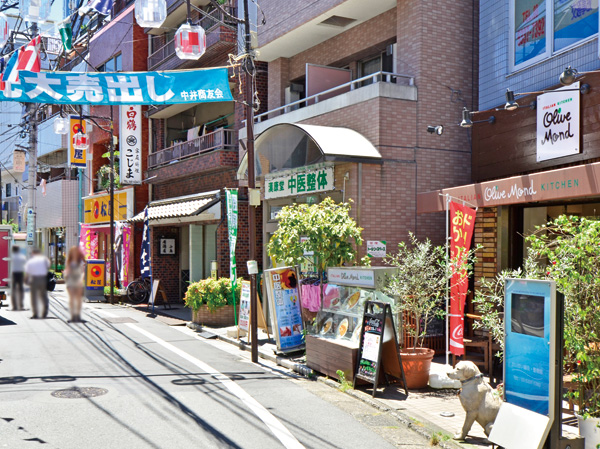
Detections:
[1, 219, 18, 233]
[104, 286, 126, 296]
[184, 277, 242, 313]
[267, 197, 363, 271]
[472, 256, 542, 359]
[525, 215, 600, 417]
[385, 232, 479, 350]
[97, 163, 121, 190]
[336, 369, 352, 392]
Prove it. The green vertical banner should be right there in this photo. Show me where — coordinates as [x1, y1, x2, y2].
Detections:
[226, 189, 238, 324]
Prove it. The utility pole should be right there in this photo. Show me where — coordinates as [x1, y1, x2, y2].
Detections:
[242, 0, 258, 363]
[27, 22, 38, 250]
[109, 108, 115, 305]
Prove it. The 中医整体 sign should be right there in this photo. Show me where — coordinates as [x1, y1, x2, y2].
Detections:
[367, 241, 386, 258]
[120, 105, 142, 185]
[69, 116, 87, 167]
[537, 82, 580, 162]
[264, 165, 334, 199]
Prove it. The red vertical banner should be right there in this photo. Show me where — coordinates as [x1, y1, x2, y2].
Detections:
[449, 202, 476, 356]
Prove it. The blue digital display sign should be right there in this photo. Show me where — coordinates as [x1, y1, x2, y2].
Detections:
[504, 279, 555, 417]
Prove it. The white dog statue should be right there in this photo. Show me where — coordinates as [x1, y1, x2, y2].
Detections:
[447, 361, 501, 440]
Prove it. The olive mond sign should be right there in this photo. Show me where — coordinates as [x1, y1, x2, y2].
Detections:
[0, 67, 233, 105]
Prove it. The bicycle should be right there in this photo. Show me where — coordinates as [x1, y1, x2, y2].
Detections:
[127, 277, 152, 304]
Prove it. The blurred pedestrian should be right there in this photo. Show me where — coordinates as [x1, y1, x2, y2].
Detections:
[64, 246, 86, 322]
[10, 245, 26, 311]
[25, 248, 50, 319]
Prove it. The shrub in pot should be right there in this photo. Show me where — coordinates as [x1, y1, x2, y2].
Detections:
[184, 278, 242, 326]
[385, 232, 477, 389]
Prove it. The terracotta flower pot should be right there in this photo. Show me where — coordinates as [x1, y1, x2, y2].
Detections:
[400, 347, 435, 389]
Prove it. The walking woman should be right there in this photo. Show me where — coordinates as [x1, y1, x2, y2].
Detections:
[64, 246, 86, 322]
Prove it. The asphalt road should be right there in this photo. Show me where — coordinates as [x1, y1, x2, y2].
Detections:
[0, 288, 430, 449]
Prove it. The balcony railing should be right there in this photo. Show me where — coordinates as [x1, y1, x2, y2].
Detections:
[148, 6, 236, 70]
[148, 128, 235, 169]
[254, 71, 415, 124]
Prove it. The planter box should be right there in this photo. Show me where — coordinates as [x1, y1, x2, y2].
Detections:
[306, 335, 359, 383]
[192, 304, 240, 327]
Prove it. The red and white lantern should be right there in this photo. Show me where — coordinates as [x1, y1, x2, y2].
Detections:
[72, 131, 89, 150]
[175, 23, 206, 60]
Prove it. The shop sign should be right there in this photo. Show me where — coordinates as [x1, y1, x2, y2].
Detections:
[0, 67, 233, 105]
[367, 240, 386, 258]
[226, 189, 238, 285]
[86, 259, 105, 289]
[26, 208, 34, 244]
[119, 105, 142, 185]
[328, 267, 375, 288]
[536, 82, 580, 162]
[264, 165, 334, 199]
[84, 191, 129, 224]
[238, 280, 251, 332]
[159, 238, 175, 255]
[417, 161, 600, 213]
[69, 116, 87, 167]
[13, 149, 26, 172]
[264, 267, 304, 352]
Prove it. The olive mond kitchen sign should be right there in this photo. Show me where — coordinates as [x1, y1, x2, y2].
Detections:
[536, 82, 580, 162]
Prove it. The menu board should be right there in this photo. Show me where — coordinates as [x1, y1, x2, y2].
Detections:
[265, 267, 305, 353]
[355, 301, 408, 398]
[238, 281, 251, 332]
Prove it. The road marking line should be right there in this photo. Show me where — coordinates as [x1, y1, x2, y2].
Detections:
[125, 323, 306, 449]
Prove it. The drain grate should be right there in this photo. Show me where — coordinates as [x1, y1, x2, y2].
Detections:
[51, 387, 108, 399]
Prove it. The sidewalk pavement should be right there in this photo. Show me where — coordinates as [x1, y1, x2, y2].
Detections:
[90, 300, 583, 449]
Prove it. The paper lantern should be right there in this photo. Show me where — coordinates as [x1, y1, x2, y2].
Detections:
[175, 23, 206, 60]
[19, 0, 52, 23]
[72, 131, 89, 150]
[53, 116, 69, 135]
[135, 0, 167, 28]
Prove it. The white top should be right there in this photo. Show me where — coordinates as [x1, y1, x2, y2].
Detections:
[12, 252, 27, 273]
[25, 255, 50, 277]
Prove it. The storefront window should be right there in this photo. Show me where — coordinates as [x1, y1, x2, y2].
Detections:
[512, 0, 598, 69]
[514, 0, 547, 66]
[554, 0, 598, 51]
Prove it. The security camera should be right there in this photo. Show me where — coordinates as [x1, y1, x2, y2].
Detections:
[427, 125, 443, 135]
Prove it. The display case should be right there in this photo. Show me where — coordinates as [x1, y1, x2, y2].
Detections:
[305, 267, 397, 382]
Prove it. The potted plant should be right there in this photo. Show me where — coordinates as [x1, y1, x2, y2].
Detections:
[184, 277, 242, 327]
[385, 232, 477, 388]
[526, 215, 600, 443]
[104, 285, 127, 303]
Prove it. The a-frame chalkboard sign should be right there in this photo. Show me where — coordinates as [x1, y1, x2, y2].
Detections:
[354, 301, 408, 398]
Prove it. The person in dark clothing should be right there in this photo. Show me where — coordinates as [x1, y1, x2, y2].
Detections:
[11, 246, 26, 311]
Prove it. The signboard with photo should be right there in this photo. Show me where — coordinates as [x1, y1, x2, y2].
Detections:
[238, 280, 251, 332]
[265, 266, 304, 353]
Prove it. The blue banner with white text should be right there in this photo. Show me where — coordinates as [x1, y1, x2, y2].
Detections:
[0, 67, 233, 105]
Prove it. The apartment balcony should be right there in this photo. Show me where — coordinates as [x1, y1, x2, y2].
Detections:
[147, 128, 237, 182]
[239, 71, 416, 139]
[148, 7, 236, 72]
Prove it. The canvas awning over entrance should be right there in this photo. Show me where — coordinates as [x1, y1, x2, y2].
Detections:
[130, 191, 221, 224]
[238, 123, 381, 180]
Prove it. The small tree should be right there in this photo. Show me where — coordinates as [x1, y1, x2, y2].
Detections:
[1, 219, 19, 233]
[267, 197, 363, 293]
[385, 232, 479, 352]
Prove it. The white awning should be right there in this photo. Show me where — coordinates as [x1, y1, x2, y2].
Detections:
[238, 123, 381, 180]
[130, 191, 221, 223]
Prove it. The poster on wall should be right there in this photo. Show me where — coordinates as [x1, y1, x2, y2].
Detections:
[514, 0, 547, 66]
[120, 105, 142, 185]
[238, 280, 251, 332]
[536, 82, 580, 162]
[265, 266, 304, 353]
